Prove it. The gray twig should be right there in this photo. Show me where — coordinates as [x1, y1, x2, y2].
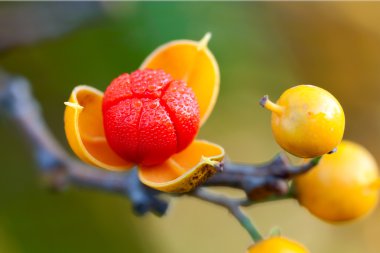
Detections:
[191, 188, 263, 242]
[0, 70, 319, 240]
[205, 154, 319, 200]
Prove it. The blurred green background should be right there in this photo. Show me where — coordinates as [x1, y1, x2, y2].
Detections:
[1, 2, 380, 253]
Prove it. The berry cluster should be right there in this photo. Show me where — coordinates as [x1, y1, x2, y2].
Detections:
[64, 35, 380, 253]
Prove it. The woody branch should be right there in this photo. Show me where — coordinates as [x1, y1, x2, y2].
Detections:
[0, 70, 318, 240]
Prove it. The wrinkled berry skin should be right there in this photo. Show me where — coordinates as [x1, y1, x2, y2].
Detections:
[102, 69, 200, 166]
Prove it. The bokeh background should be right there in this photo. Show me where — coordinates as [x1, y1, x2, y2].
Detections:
[1, 2, 380, 253]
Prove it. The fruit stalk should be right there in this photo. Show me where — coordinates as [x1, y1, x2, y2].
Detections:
[192, 188, 263, 242]
[259, 95, 284, 115]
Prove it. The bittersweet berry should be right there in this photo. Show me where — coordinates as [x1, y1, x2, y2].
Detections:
[64, 34, 224, 193]
[103, 69, 200, 166]
[261, 85, 345, 158]
[295, 140, 380, 222]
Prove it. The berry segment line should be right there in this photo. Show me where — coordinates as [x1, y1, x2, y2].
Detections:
[0, 70, 320, 240]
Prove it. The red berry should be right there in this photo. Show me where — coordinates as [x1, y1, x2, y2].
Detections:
[102, 69, 200, 166]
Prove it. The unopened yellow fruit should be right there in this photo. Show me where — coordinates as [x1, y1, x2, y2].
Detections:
[247, 237, 309, 253]
[261, 85, 345, 158]
[295, 140, 379, 222]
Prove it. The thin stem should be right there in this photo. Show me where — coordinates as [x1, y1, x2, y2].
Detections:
[259, 95, 284, 116]
[310, 156, 322, 166]
[237, 212, 263, 242]
[192, 188, 263, 242]
[241, 188, 295, 207]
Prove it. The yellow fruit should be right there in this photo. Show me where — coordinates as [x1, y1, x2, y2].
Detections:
[295, 140, 379, 222]
[261, 85, 345, 158]
[247, 237, 309, 253]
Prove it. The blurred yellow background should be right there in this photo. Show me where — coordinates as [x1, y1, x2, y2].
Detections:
[1, 2, 380, 253]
